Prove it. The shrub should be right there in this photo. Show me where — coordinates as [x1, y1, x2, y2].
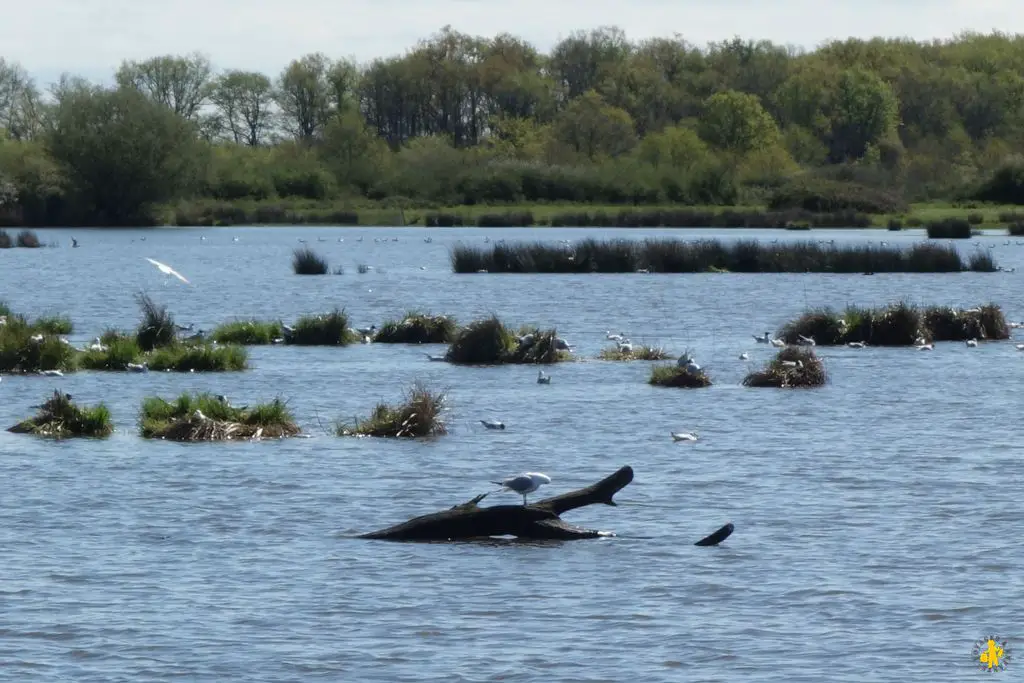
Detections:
[967, 212, 984, 225]
[922, 304, 1009, 341]
[286, 309, 358, 345]
[768, 177, 907, 214]
[337, 383, 447, 438]
[32, 315, 73, 335]
[743, 347, 826, 388]
[8, 390, 113, 438]
[887, 218, 903, 231]
[1009, 222, 1024, 236]
[140, 393, 299, 441]
[373, 312, 459, 344]
[211, 320, 284, 345]
[292, 247, 328, 275]
[780, 302, 924, 346]
[599, 344, 671, 360]
[135, 293, 176, 351]
[925, 218, 971, 239]
[146, 343, 248, 372]
[475, 212, 535, 227]
[425, 212, 464, 227]
[973, 160, 1024, 204]
[648, 364, 712, 388]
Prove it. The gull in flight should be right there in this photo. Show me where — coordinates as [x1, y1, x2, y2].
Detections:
[145, 258, 190, 284]
[491, 472, 551, 505]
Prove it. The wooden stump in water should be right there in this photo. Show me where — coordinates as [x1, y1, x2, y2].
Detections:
[360, 465, 734, 546]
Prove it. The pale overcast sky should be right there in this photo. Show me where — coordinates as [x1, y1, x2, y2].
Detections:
[4, 0, 1022, 85]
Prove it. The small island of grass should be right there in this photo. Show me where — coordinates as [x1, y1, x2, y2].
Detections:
[0, 303, 77, 375]
[8, 390, 113, 438]
[648, 363, 713, 388]
[140, 393, 299, 441]
[372, 312, 459, 344]
[444, 317, 572, 365]
[337, 384, 447, 438]
[599, 344, 671, 361]
[211, 319, 285, 345]
[743, 347, 826, 388]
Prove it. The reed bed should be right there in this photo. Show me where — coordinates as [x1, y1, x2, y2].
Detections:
[780, 302, 1009, 346]
[0, 230, 11, 248]
[8, 390, 113, 438]
[0, 313, 77, 374]
[743, 348, 826, 388]
[337, 383, 447, 438]
[649, 364, 713, 388]
[372, 312, 460, 344]
[599, 344, 671, 361]
[76, 334, 144, 370]
[450, 238, 990, 274]
[211, 319, 284, 345]
[146, 343, 248, 372]
[444, 317, 571, 365]
[292, 247, 329, 275]
[925, 218, 972, 239]
[285, 309, 359, 345]
[140, 393, 299, 441]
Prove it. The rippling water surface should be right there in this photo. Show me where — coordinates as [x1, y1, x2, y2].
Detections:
[1, 227, 1022, 682]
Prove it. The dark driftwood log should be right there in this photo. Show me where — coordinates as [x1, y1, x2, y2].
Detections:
[360, 465, 735, 545]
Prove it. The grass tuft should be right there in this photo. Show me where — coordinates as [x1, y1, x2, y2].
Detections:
[444, 317, 571, 365]
[140, 393, 299, 441]
[146, 343, 248, 372]
[286, 308, 359, 345]
[599, 344, 670, 361]
[338, 383, 447, 438]
[135, 293, 176, 351]
[743, 347, 826, 388]
[211, 319, 284, 345]
[77, 335, 143, 370]
[292, 247, 328, 275]
[0, 313, 77, 374]
[8, 390, 113, 438]
[373, 312, 459, 344]
[649, 364, 713, 388]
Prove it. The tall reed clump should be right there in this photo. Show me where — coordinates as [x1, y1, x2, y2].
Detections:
[922, 304, 1010, 341]
[599, 344, 671, 361]
[8, 390, 113, 438]
[373, 312, 459, 344]
[0, 314, 77, 374]
[140, 393, 299, 441]
[292, 247, 329, 275]
[450, 239, 991, 274]
[780, 302, 1009, 345]
[211, 319, 284, 345]
[337, 383, 448, 438]
[743, 348, 826, 388]
[135, 293, 176, 351]
[444, 317, 571, 365]
[285, 308, 359, 345]
[648, 364, 712, 388]
[925, 218, 972, 239]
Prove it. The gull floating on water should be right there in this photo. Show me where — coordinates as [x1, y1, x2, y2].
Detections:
[424, 353, 446, 362]
[915, 343, 934, 351]
[966, 339, 978, 347]
[739, 352, 749, 360]
[847, 341, 866, 348]
[39, 369, 64, 377]
[480, 419, 506, 430]
[145, 258, 190, 284]
[537, 370, 551, 384]
[671, 431, 698, 442]
[127, 362, 148, 373]
[491, 472, 551, 505]
[754, 332, 772, 344]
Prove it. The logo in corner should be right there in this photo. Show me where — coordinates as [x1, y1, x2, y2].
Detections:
[973, 636, 1011, 673]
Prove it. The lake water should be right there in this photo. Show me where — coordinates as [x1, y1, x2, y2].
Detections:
[1, 226, 1022, 682]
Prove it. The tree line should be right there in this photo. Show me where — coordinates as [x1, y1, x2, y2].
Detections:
[1, 26, 1023, 226]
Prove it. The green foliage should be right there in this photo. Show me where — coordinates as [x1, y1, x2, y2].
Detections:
[649, 364, 712, 388]
[599, 344, 670, 361]
[77, 335, 143, 370]
[211, 319, 284, 345]
[292, 247, 329, 274]
[5, 30, 1024, 222]
[134, 293, 176, 351]
[8, 390, 113, 438]
[140, 392, 298, 441]
[0, 312, 77, 373]
[444, 317, 570, 364]
[373, 312, 459, 344]
[287, 309, 358, 345]
[338, 383, 447, 438]
[769, 177, 907, 213]
[145, 343, 248, 372]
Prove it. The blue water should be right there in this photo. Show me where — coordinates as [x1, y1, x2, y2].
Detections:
[1, 227, 1022, 682]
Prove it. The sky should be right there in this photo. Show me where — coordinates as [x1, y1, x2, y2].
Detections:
[4, 0, 1023, 85]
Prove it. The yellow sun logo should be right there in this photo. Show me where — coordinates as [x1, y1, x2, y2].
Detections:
[972, 636, 1011, 673]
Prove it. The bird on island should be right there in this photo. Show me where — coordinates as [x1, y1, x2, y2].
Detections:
[491, 472, 551, 505]
[355, 325, 377, 337]
[480, 419, 506, 430]
[537, 369, 551, 384]
[671, 431, 698, 442]
[781, 360, 804, 369]
[770, 338, 786, 348]
[797, 335, 816, 347]
[606, 331, 625, 342]
[145, 258, 190, 284]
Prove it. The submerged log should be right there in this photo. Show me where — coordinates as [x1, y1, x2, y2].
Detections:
[360, 465, 734, 545]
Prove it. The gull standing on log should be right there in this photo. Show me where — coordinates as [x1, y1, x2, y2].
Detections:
[491, 472, 552, 505]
